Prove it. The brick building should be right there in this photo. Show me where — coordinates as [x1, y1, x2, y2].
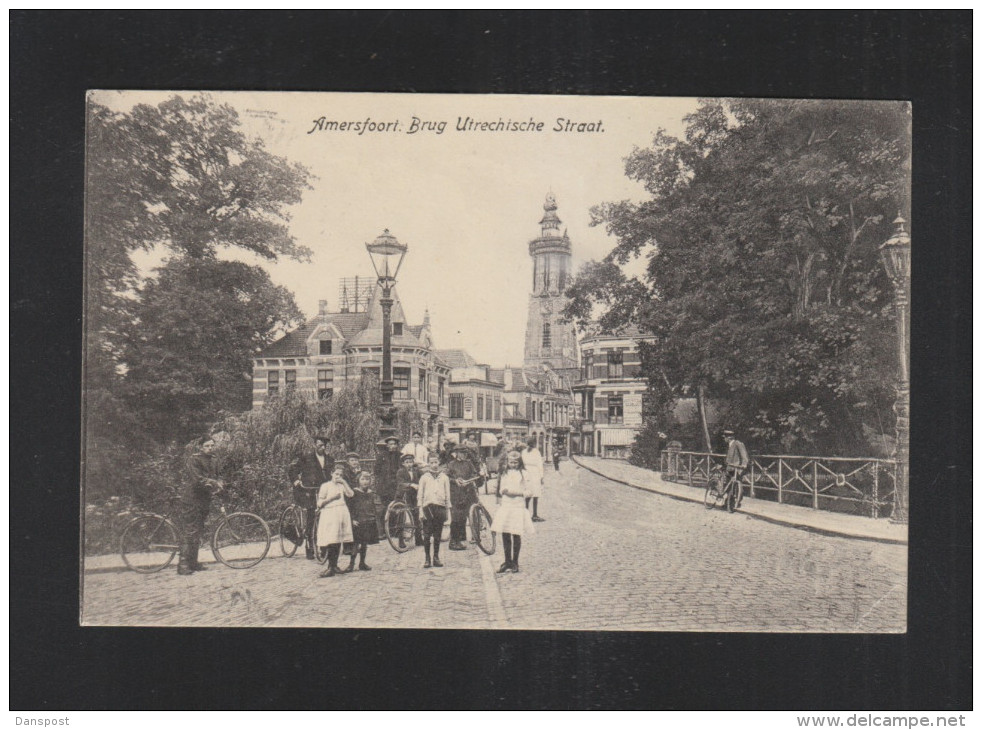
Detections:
[252, 280, 452, 439]
[572, 326, 655, 459]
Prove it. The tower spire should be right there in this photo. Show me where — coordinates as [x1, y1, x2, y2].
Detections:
[539, 192, 562, 238]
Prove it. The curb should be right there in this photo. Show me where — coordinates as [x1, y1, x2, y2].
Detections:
[571, 455, 908, 546]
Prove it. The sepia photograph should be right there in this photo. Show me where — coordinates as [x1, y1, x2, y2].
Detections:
[79, 90, 912, 632]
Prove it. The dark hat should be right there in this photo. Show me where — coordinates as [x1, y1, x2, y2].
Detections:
[400, 453, 416, 463]
[453, 445, 470, 454]
[345, 451, 361, 459]
[313, 432, 331, 443]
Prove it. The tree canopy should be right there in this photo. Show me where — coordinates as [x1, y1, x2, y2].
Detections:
[567, 99, 910, 456]
[85, 93, 314, 449]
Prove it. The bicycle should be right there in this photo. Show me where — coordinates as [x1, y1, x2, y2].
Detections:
[704, 466, 744, 513]
[384, 476, 496, 555]
[119, 496, 272, 573]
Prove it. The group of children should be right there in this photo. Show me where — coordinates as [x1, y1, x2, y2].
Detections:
[313, 438, 544, 578]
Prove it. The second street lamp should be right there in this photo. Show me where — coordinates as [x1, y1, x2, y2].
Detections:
[879, 214, 911, 524]
[366, 229, 408, 444]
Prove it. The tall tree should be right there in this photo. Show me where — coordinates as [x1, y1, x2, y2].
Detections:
[84, 93, 313, 448]
[120, 258, 302, 443]
[567, 99, 910, 456]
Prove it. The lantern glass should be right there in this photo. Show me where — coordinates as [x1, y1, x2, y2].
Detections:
[879, 217, 911, 283]
[365, 229, 408, 283]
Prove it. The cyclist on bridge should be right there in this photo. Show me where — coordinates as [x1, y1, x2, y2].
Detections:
[723, 429, 749, 508]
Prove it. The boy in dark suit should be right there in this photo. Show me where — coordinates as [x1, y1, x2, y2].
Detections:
[289, 432, 334, 560]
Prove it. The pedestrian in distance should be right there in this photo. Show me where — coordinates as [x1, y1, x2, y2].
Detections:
[177, 436, 225, 575]
[344, 471, 380, 572]
[494, 450, 535, 573]
[417, 453, 451, 568]
[552, 442, 561, 472]
[523, 436, 546, 522]
[289, 432, 335, 560]
[317, 464, 355, 578]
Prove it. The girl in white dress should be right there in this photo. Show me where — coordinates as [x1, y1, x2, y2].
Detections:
[522, 437, 545, 522]
[494, 450, 535, 573]
[317, 463, 354, 578]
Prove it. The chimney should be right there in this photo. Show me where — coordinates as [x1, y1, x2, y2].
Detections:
[318, 300, 328, 316]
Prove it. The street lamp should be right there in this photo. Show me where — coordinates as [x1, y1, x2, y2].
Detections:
[366, 229, 408, 443]
[879, 215, 911, 524]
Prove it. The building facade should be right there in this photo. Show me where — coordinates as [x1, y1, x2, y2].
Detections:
[252, 279, 452, 439]
[572, 328, 655, 459]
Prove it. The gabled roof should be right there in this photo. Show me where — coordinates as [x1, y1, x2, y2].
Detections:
[433, 349, 478, 368]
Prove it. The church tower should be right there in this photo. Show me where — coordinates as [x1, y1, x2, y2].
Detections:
[523, 193, 578, 370]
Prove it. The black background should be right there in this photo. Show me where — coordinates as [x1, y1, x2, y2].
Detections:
[10, 11, 971, 710]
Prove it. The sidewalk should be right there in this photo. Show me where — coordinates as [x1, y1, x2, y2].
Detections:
[572, 455, 908, 545]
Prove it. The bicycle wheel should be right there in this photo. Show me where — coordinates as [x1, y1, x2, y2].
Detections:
[120, 515, 180, 573]
[726, 479, 743, 513]
[384, 502, 417, 553]
[704, 474, 724, 510]
[469, 503, 496, 555]
[279, 505, 302, 557]
[211, 512, 271, 569]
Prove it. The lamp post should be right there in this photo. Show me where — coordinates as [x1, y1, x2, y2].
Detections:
[879, 215, 911, 524]
[366, 229, 408, 444]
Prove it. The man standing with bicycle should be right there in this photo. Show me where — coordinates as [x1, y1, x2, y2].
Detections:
[178, 436, 225, 575]
[445, 445, 479, 551]
[289, 432, 334, 560]
[723, 429, 749, 509]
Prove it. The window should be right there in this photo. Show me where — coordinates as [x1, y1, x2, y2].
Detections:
[317, 369, 333, 399]
[526, 398, 532, 420]
[267, 370, 279, 395]
[608, 395, 624, 424]
[609, 352, 624, 378]
[438, 376, 445, 406]
[418, 368, 427, 401]
[393, 322, 403, 336]
[285, 370, 296, 391]
[362, 366, 379, 382]
[319, 339, 332, 355]
[450, 394, 464, 419]
[477, 395, 484, 421]
[393, 367, 411, 400]
[542, 322, 551, 349]
[494, 397, 501, 421]
[583, 353, 593, 380]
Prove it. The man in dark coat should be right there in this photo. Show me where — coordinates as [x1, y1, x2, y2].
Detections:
[445, 445, 479, 550]
[374, 436, 402, 508]
[289, 432, 334, 560]
[179, 437, 224, 575]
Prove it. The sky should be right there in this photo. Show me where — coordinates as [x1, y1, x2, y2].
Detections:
[92, 91, 699, 366]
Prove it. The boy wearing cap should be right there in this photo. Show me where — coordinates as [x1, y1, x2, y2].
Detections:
[395, 452, 423, 547]
[445, 445, 479, 550]
[342, 451, 363, 488]
[289, 432, 334, 560]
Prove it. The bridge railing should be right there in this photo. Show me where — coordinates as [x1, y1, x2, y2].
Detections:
[659, 450, 897, 519]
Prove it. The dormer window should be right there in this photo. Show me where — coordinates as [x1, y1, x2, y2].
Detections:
[393, 322, 404, 336]
[319, 340, 332, 355]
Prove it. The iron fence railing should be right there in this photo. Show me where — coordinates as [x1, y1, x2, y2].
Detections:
[659, 450, 897, 519]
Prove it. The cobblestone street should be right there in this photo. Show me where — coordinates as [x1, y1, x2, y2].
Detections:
[82, 461, 907, 631]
